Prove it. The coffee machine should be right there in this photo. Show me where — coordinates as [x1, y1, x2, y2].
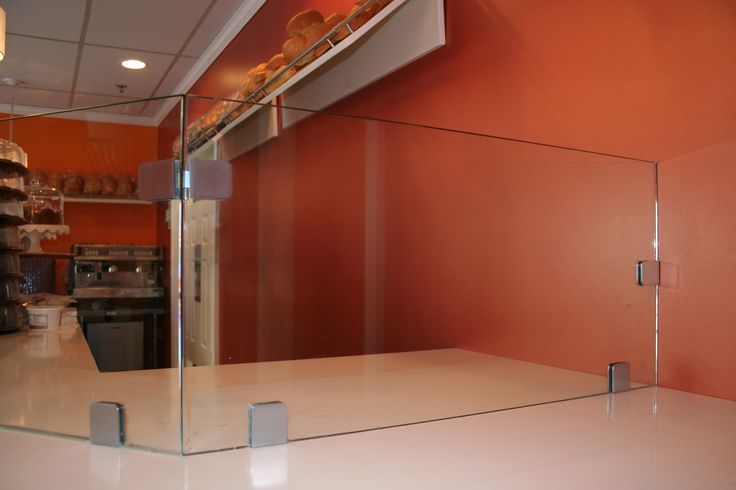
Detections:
[71, 244, 166, 372]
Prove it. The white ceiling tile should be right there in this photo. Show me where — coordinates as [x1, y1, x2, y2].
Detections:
[153, 56, 197, 97]
[75, 45, 174, 98]
[137, 98, 168, 117]
[85, 0, 210, 54]
[184, 0, 246, 58]
[0, 86, 70, 110]
[2, 0, 87, 42]
[71, 92, 147, 115]
[0, 35, 78, 91]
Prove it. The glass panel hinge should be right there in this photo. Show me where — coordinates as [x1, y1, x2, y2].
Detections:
[636, 260, 660, 286]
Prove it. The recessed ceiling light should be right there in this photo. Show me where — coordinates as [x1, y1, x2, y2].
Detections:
[122, 59, 146, 70]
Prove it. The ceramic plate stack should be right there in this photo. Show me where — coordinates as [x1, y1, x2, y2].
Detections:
[0, 138, 29, 334]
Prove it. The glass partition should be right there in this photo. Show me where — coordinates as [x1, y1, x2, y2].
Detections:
[0, 97, 184, 453]
[180, 95, 657, 454]
[0, 94, 656, 454]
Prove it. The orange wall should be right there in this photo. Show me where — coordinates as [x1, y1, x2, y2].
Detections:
[658, 141, 736, 400]
[219, 112, 656, 384]
[0, 115, 161, 290]
[191, 0, 736, 398]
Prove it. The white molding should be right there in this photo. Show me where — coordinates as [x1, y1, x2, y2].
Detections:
[151, 0, 268, 125]
[0, 102, 159, 126]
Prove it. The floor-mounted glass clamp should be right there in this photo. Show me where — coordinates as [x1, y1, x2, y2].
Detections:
[607, 362, 631, 393]
[248, 401, 288, 448]
[89, 401, 126, 447]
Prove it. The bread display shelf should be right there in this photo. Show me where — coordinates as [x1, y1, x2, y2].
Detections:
[187, 0, 409, 155]
[65, 197, 151, 205]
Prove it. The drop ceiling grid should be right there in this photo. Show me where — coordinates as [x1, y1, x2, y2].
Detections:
[0, 0, 224, 114]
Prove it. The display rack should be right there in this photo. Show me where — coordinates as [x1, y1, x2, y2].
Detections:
[186, 0, 409, 154]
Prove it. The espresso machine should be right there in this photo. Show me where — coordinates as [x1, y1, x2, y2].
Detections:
[71, 244, 166, 372]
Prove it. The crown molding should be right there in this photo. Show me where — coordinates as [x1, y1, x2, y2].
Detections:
[152, 0, 268, 125]
[0, 102, 159, 126]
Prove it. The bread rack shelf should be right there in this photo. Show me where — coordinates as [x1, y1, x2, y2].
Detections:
[65, 197, 151, 205]
[186, 0, 409, 155]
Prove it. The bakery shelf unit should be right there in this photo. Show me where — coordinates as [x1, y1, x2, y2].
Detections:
[65, 197, 151, 205]
[187, 0, 445, 159]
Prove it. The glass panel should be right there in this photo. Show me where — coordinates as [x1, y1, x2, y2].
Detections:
[0, 97, 184, 453]
[181, 96, 656, 454]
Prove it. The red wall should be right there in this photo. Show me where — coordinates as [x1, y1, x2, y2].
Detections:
[1, 115, 161, 292]
[659, 141, 736, 400]
[189, 0, 736, 398]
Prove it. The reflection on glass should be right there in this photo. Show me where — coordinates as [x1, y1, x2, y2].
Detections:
[0, 96, 184, 452]
[180, 96, 657, 454]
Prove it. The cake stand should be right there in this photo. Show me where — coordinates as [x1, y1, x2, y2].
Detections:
[19, 224, 70, 253]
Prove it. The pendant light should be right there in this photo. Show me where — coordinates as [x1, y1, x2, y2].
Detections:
[0, 7, 5, 61]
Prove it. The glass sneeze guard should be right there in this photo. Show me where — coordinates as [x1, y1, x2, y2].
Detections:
[0, 94, 657, 454]
[179, 95, 657, 454]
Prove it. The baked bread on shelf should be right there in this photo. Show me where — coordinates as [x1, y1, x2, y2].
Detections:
[286, 9, 324, 36]
[185, 0, 395, 152]
[325, 13, 349, 42]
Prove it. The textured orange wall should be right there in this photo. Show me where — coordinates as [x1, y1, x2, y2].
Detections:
[190, 0, 735, 397]
[659, 140, 736, 400]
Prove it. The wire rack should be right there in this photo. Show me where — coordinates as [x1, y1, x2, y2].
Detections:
[186, 0, 392, 153]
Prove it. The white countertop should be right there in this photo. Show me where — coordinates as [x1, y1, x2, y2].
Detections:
[1, 386, 735, 489]
[1, 319, 622, 453]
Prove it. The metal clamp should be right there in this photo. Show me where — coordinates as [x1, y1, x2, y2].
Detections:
[636, 260, 660, 286]
[607, 362, 631, 393]
[90, 401, 126, 447]
[248, 401, 288, 448]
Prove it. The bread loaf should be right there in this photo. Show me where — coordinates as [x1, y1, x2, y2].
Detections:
[116, 175, 134, 197]
[62, 172, 82, 196]
[264, 66, 298, 94]
[100, 174, 116, 196]
[302, 21, 332, 57]
[325, 13, 349, 42]
[266, 53, 287, 72]
[286, 9, 324, 36]
[283, 33, 311, 65]
[226, 91, 250, 119]
[82, 174, 100, 195]
[350, 0, 391, 29]
[201, 104, 221, 132]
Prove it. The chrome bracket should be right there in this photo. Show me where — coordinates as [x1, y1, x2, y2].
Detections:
[248, 401, 288, 448]
[607, 362, 631, 393]
[137, 159, 232, 201]
[89, 401, 126, 447]
[636, 260, 660, 286]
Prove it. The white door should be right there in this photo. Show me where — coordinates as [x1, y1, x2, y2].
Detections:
[183, 199, 219, 366]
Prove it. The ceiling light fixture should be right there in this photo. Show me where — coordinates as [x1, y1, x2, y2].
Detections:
[122, 59, 146, 70]
[0, 7, 6, 61]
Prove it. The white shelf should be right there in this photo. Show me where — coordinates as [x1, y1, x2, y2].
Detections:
[65, 197, 152, 205]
